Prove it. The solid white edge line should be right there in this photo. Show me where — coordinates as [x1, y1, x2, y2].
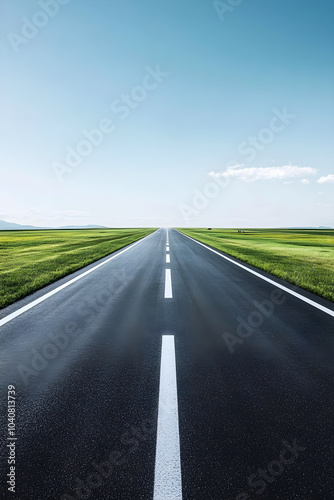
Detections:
[153, 335, 182, 500]
[176, 230, 334, 318]
[0, 230, 158, 328]
[166, 254, 170, 263]
[164, 269, 173, 298]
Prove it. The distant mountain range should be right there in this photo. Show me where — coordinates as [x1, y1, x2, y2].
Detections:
[0, 219, 332, 231]
[0, 219, 107, 230]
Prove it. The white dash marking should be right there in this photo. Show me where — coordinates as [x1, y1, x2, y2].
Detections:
[166, 254, 170, 263]
[164, 269, 173, 298]
[153, 335, 182, 500]
[166, 246, 170, 251]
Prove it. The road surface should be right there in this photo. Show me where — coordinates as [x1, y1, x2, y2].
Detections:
[0, 228, 333, 499]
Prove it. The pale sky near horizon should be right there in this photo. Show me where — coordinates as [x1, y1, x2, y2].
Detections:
[0, 0, 333, 228]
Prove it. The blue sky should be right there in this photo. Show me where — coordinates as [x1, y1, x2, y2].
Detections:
[0, 0, 333, 227]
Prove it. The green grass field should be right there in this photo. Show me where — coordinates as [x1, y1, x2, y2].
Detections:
[0, 228, 156, 309]
[178, 228, 334, 302]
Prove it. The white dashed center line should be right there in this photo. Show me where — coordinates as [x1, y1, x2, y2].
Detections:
[164, 269, 173, 298]
[166, 254, 170, 264]
[153, 335, 182, 500]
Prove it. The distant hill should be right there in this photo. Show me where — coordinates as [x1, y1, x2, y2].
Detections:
[0, 219, 45, 230]
[0, 219, 107, 230]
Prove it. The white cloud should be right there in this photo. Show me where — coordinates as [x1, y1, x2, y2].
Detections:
[300, 179, 310, 184]
[209, 164, 317, 182]
[317, 174, 334, 184]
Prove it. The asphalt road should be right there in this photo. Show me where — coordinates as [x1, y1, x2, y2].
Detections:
[0, 227, 333, 500]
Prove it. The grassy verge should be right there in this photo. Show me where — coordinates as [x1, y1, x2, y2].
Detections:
[178, 228, 334, 302]
[0, 228, 156, 309]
